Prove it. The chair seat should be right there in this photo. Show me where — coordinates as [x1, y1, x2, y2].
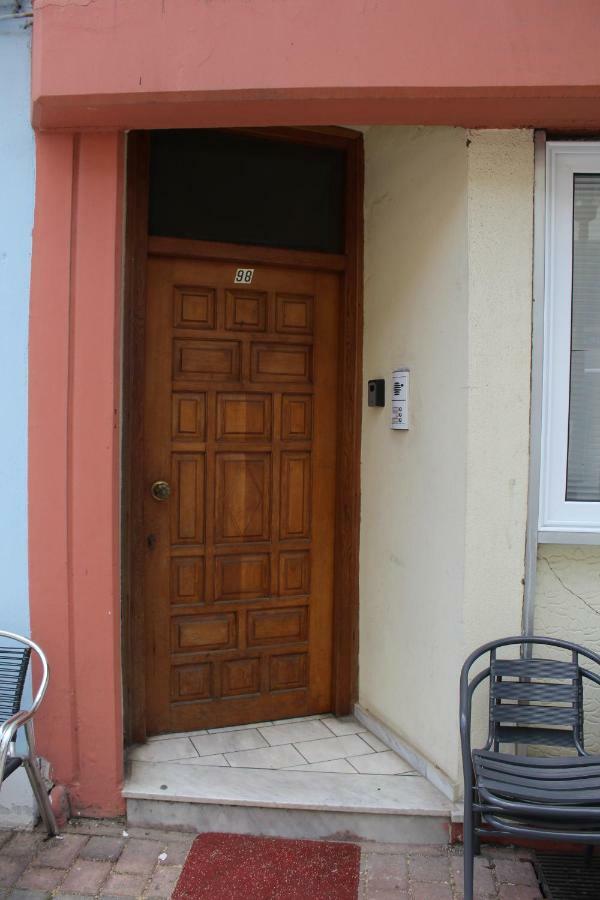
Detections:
[474, 749, 600, 813]
[3, 756, 22, 780]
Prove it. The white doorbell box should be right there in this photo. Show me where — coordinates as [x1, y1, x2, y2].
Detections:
[391, 369, 409, 430]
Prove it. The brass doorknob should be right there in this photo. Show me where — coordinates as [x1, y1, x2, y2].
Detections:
[151, 480, 171, 501]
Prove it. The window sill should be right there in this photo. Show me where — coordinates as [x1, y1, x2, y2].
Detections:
[538, 529, 600, 546]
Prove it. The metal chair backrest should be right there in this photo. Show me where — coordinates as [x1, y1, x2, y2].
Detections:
[488, 647, 583, 752]
[0, 631, 49, 730]
[0, 643, 31, 725]
[460, 636, 600, 759]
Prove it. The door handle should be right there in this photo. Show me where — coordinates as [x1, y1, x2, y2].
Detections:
[151, 480, 171, 501]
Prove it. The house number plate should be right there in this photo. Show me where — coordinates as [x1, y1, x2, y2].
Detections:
[234, 268, 254, 284]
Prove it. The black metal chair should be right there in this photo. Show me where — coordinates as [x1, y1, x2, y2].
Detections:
[0, 630, 58, 836]
[460, 636, 600, 900]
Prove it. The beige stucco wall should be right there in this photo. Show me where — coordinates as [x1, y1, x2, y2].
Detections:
[463, 131, 534, 658]
[359, 128, 534, 793]
[534, 546, 600, 752]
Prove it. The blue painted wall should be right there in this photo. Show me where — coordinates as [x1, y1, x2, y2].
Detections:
[0, 6, 34, 641]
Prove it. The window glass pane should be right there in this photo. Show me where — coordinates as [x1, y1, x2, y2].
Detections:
[566, 174, 600, 500]
[148, 130, 346, 254]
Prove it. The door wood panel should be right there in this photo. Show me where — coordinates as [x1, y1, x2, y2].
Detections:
[143, 254, 340, 733]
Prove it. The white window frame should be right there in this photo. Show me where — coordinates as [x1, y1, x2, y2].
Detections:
[539, 142, 600, 542]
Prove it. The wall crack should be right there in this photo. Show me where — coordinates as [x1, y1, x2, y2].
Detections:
[541, 557, 600, 618]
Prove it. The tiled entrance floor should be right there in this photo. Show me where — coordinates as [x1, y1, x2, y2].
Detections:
[128, 714, 415, 775]
[124, 715, 453, 842]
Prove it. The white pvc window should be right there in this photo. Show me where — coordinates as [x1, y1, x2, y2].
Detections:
[540, 143, 600, 540]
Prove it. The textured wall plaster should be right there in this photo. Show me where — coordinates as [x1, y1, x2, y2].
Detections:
[535, 545, 600, 752]
[463, 130, 534, 654]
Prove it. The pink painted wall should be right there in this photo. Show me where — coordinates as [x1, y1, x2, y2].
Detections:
[29, 131, 124, 816]
[32, 0, 600, 130]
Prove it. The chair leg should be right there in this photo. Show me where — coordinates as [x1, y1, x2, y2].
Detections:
[22, 756, 58, 837]
[23, 721, 59, 837]
[463, 796, 474, 900]
[473, 808, 482, 856]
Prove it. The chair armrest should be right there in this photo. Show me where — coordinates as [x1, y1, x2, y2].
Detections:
[460, 665, 491, 759]
[0, 710, 33, 784]
[459, 660, 491, 815]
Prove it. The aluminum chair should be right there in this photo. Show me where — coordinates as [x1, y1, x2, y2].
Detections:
[0, 630, 58, 835]
[460, 636, 600, 900]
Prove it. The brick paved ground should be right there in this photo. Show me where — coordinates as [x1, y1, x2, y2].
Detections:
[358, 842, 542, 899]
[0, 819, 542, 899]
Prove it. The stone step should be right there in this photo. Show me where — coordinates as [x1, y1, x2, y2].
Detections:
[124, 760, 452, 843]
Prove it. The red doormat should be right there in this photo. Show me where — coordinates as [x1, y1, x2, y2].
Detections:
[173, 832, 360, 900]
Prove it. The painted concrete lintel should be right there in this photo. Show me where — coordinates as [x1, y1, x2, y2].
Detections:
[354, 704, 458, 803]
[33, 92, 600, 133]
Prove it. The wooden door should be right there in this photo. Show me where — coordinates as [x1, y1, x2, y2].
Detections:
[142, 251, 340, 734]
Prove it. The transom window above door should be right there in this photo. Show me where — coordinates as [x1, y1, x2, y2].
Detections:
[148, 129, 346, 254]
[540, 143, 600, 540]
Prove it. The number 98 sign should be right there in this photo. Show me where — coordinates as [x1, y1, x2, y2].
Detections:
[234, 268, 254, 285]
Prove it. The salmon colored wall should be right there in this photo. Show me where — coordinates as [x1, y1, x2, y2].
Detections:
[32, 0, 600, 130]
[29, 131, 125, 816]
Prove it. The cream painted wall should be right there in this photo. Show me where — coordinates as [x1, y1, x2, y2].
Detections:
[360, 126, 469, 784]
[359, 128, 534, 793]
[534, 546, 600, 752]
[463, 131, 534, 659]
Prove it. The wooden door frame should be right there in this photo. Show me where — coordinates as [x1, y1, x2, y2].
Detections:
[122, 126, 363, 744]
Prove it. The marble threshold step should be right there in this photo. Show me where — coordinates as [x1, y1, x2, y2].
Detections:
[124, 760, 452, 843]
